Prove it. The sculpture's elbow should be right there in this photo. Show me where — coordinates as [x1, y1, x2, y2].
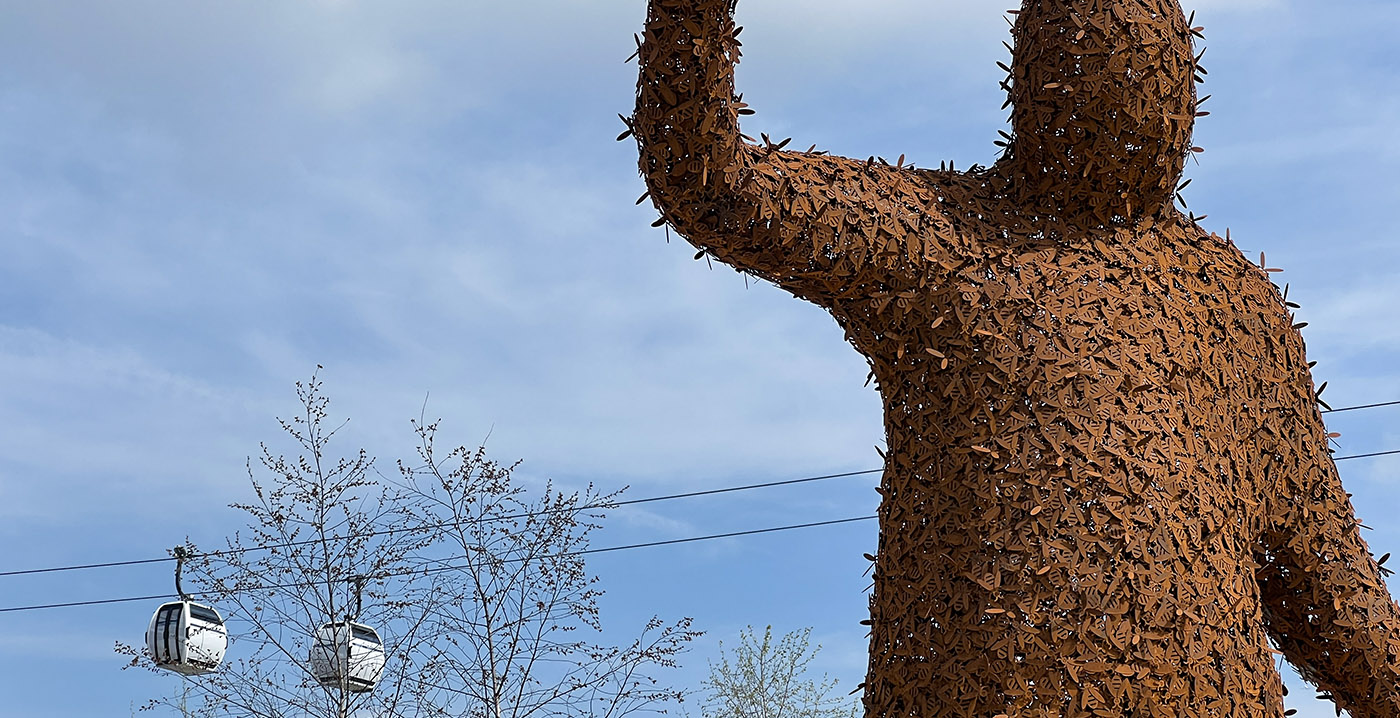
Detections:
[634, 0, 749, 237]
[635, 119, 751, 239]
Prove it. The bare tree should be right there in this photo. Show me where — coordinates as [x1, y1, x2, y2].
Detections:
[700, 626, 859, 718]
[120, 372, 697, 718]
[396, 416, 700, 718]
[122, 371, 440, 717]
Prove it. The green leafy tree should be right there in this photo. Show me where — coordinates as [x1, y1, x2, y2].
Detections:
[700, 626, 859, 718]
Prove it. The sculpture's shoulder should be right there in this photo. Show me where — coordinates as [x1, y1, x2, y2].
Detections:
[746, 151, 999, 278]
[952, 215, 1297, 344]
[1151, 221, 1291, 318]
[1111, 218, 1308, 378]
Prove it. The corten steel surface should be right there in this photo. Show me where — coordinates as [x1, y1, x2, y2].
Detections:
[630, 0, 1400, 716]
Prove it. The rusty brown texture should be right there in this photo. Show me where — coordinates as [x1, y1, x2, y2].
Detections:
[629, 0, 1400, 716]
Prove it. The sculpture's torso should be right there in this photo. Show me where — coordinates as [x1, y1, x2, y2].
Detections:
[844, 199, 1309, 716]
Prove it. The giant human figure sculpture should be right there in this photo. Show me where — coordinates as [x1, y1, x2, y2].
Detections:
[631, 0, 1400, 715]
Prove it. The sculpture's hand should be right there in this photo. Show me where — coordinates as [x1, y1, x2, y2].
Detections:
[633, 0, 963, 302]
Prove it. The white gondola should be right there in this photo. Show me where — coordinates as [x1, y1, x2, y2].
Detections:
[309, 620, 386, 693]
[146, 547, 228, 675]
[146, 599, 228, 675]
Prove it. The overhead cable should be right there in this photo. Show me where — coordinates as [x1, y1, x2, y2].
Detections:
[5, 431, 1400, 580]
[0, 469, 882, 579]
[0, 515, 876, 614]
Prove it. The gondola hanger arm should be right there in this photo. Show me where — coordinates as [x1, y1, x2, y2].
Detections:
[172, 546, 190, 602]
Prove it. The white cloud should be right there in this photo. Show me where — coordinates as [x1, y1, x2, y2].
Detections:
[1, 1, 1398, 715]
[1297, 275, 1400, 362]
[1188, 0, 1283, 9]
[0, 326, 265, 522]
[0, 631, 122, 663]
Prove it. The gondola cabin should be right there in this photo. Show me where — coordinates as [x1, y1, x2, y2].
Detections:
[146, 600, 228, 675]
[309, 621, 385, 693]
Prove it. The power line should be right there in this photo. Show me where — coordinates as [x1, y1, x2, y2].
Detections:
[3, 410, 1398, 582]
[1334, 449, 1400, 462]
[0, 469, 882, 579]
[2, 436, 1400, 610]
[1323, 400, 1400, 415]
[0, 515, 877, 614]
[0, 593, 178, 613]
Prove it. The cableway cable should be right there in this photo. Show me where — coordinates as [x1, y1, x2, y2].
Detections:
[1323, 400, 1400, 415]
[0, 515, 877, 614]
[0, 469, 882, 579]
[6, 443, 1400, 612]
[1334, 449, 1400, 462]
[4, 422, 1400, 580]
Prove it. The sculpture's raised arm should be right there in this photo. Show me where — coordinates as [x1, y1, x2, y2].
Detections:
[1256, 401, 1400, 717]
[633, 0, 965, 302]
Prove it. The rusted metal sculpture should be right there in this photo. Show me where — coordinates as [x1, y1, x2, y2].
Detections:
[630, 0, 1400, 715]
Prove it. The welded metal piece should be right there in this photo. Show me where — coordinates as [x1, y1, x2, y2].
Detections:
[631, 0, 1400, 715]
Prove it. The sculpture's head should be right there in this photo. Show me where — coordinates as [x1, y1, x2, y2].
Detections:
[1003, 0, 1198, 223]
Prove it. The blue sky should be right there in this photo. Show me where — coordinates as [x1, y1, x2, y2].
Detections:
[0, 0, 1397, 715]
